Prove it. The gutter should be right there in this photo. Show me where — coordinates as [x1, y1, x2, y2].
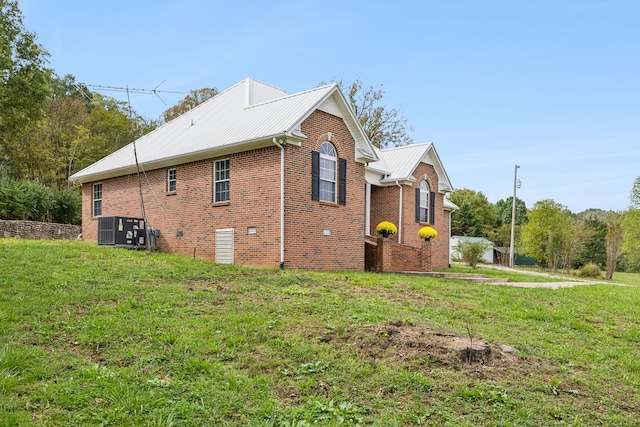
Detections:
[396, 181, 403, 243]
[273, 138, 285, 268]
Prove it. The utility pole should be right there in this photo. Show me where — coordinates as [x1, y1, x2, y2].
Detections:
[509, 165, 520, 267]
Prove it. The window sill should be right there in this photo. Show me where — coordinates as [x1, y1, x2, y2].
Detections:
[213, 201, 230, 207]
[319, 201, 339, 207]
[166, 191, 177, 196]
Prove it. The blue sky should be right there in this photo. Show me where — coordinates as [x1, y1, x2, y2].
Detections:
[21, 0, 639, 213]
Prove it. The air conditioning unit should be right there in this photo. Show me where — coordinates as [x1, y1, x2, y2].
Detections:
[98, 216, 147, 249]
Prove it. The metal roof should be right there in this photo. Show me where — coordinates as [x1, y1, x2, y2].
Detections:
[452, 236, 494, 245]
[70, 78, 378, 183]
[367, 142, 454, 192]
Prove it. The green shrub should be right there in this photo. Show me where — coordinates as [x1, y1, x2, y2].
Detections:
[0, 177, 52, 221]
[51, 187, 82, 225]
[0, 176, 80, 224]
[22, 179, 54, 222]
[576, 262, 602, 278]
[452, 238, 490, 269]
[0, 176, 31, 220]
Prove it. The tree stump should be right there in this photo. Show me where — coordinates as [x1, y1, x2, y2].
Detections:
[447, 337, 492, 364]
[458, 343, 492, 364]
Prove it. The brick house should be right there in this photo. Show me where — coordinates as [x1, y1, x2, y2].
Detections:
[70, 78, 454, 270]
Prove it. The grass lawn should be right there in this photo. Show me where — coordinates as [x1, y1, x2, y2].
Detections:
[1, 240, 639, 426]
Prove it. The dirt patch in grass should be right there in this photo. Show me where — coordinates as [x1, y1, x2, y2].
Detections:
[322, 321, 527, 377]
[185, 280, 241, 293]
[341, 283, 440, 306]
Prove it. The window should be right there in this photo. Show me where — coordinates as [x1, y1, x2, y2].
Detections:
[415, 180, 435, 224]
[312, 143, 346, 205]
[418, 181, 429, 222]
[214, 159, 230, 202]
[93, 183, 102, 217]
[319, 142, 337, 202]
[167, 168, 177, 192]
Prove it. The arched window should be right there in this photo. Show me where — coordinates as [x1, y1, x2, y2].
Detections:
[319, 142, 337, 202]
[312, 142, 346, 205]
[418, 181, 429, 223]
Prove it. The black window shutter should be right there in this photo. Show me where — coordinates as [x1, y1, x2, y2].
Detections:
[415, 188, 421, 222]
[311, 151, 319, 200]
[429, 191, 436, 224]
[338, 158, 346, 205]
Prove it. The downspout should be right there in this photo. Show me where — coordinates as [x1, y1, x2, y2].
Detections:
[273, 138, 285, 268]
[365, 182, 371, 235]
[449, 205, 453, 267]
[396, 181, 402, 243]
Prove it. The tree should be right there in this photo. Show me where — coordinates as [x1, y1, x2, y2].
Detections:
[574, 215, 607, 268]
[521, 199, 577, 270]
[622, 176, 640, 271]
[605, 211, 624, 280]
[491, 196, 528, 250]
[0, 0, 52, 174]
[449, 189, 499, 237]
[494, 196, 528, 226]
[9, 75, 136, 188]
[323, 79, 413, 148]
[630, 176, 640, 209]
[489, 223, 516, 248]
[161, 87, 219, 123]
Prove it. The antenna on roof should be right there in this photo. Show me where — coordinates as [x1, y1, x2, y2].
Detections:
[85, 81, 184, 105]
[85, 81, 185, 251]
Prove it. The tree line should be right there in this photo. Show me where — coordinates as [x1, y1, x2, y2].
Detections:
[448, 180, 640, 277]
[0, 1, 220, 223]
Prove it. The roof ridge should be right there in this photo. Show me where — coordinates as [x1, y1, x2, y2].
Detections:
[381, 141, 433, 152]
[243, 77, 288, 95]
[245, 83, 336, 110]
[203, 77, 287, 103]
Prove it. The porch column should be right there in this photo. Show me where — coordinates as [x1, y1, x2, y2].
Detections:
[421, 239, 432, 272]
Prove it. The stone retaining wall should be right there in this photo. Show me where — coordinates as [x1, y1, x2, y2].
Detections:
[0, 219, 82, 240]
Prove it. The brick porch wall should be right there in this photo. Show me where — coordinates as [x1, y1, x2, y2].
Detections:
[369, 162, 451, 270]
[367, 236, 436, 272]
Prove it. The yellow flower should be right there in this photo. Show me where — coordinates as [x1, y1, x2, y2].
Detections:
[376, 221, 397, 237]
[418, 226, 437, 240]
